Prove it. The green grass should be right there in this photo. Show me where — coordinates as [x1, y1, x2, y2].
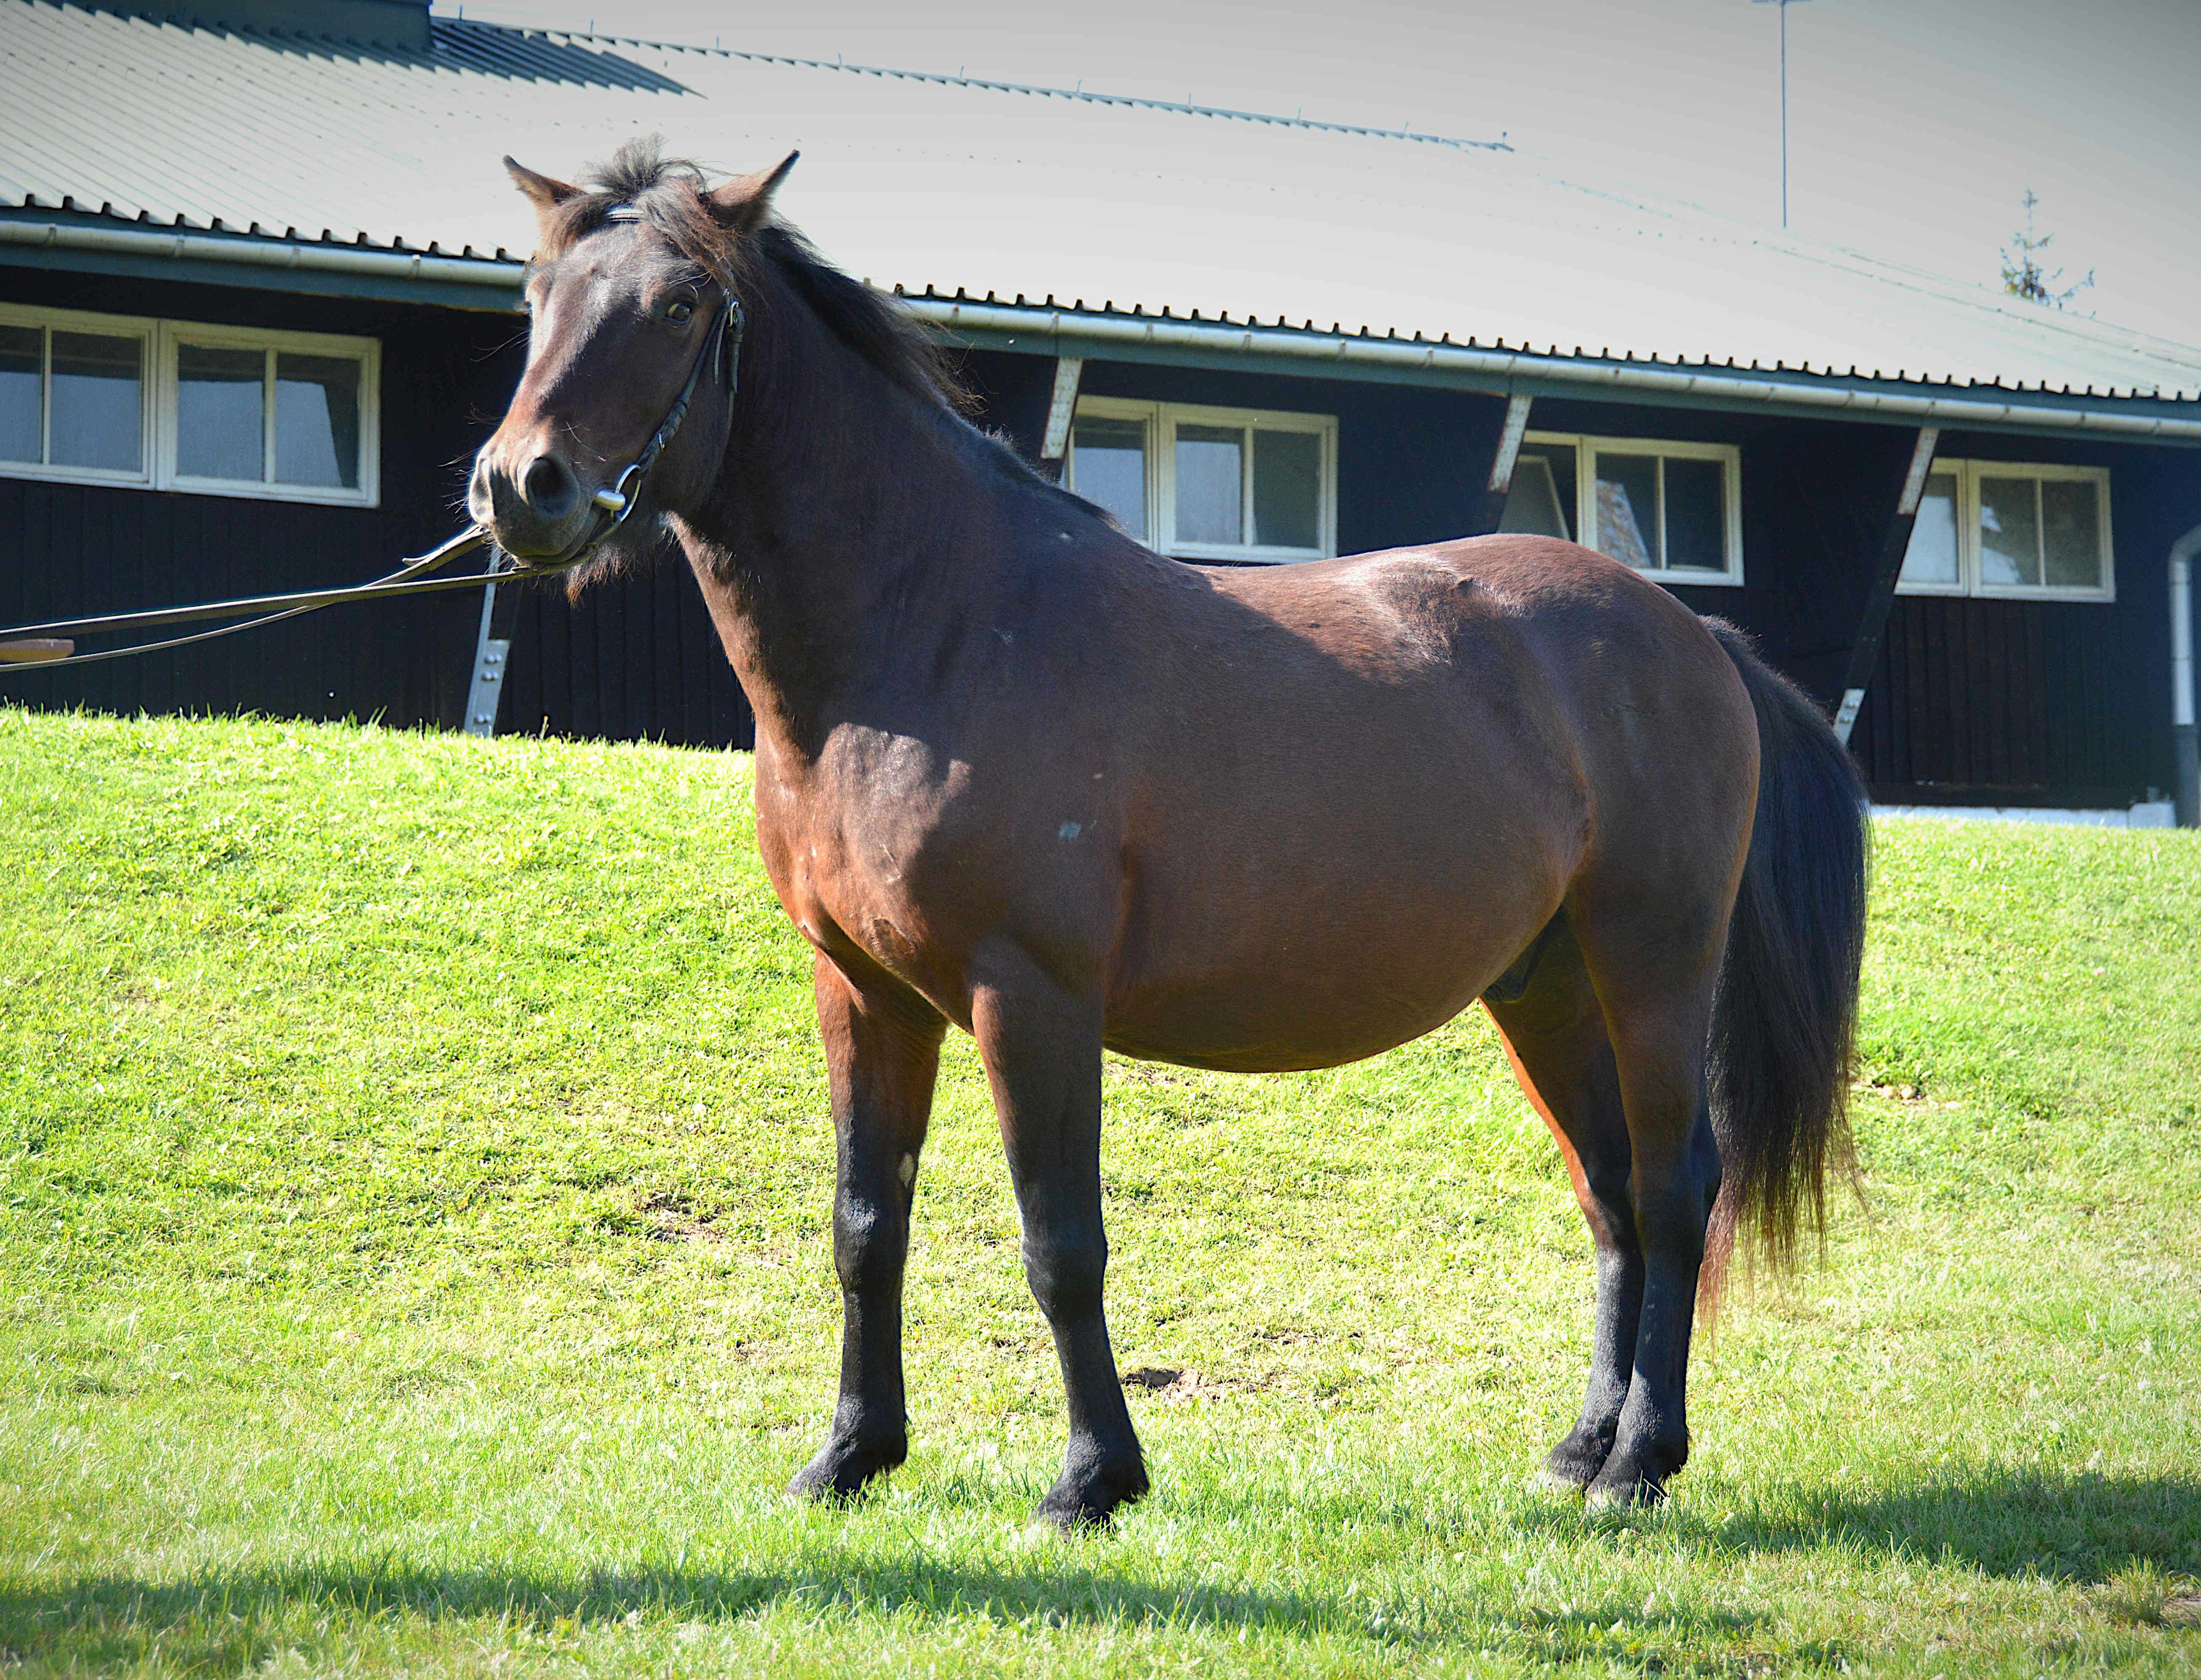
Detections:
[1, 705, 2196, 1677]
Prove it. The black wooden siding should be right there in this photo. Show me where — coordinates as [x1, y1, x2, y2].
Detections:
[1851, 596, 2132, 801]
[499, 552, 753, 748]
[1844, 435, 2198, 806]
[4, 268, 2196, 806]
[0, 476, 473, 727]
[0, 268, 516, 730]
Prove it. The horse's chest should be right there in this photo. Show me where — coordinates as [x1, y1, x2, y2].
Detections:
[756, 771, 964, 993]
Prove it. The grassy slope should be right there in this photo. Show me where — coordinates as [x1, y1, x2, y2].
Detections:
[0, 706, 2195, 1677]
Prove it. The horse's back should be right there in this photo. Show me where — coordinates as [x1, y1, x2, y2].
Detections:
[1196, 531, 1757, 843]
[1176, 531, 1750, 821]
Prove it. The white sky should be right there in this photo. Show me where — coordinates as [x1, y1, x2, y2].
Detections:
[433, 0, 2201, 348]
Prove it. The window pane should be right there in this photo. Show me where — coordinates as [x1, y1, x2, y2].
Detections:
[2041, 478, 2102, 589]
[0, 324, 37, 464]
[1594, 452, 1658, 570]
[176, 343, 266, 481]
[48, 331, 141, 472]
[1252, 429, 1320, 550]
[1175, 424, 1243, 546]
[1499, 452, 1570, 539]
[1070, 416, 1147, 541]
[1978, 475, 2040, 587]
[1899, 470, 1961, 587]
[1663, 456, 1725, 571]
[274, 353, 361, 488]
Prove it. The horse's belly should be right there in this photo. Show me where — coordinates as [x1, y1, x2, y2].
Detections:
[1099, 863, 1552, 1074]
[1102, 971, 1485, 1073]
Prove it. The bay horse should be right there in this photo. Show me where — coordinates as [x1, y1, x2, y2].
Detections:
[470, 140, 1868, 1531]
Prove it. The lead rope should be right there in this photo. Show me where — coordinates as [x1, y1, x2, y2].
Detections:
[0, 527, 497, 669]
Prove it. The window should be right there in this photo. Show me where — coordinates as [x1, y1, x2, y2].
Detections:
[0, 304, 378, 506]
[1897, 459, 2112, 601]
[1067, 398, 1335, 562]
[1501, 431, 1744, 585]
[0, 310, 151, 482]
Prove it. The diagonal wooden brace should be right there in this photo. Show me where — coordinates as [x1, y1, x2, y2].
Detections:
[1832, 427, 1939, 747]
[1468, 393, 1534, 536]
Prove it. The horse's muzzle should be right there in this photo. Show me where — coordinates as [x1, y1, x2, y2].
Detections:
[468, 444, 602, 566]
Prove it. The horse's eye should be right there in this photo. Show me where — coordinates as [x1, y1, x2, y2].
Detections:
[665, 299, 696, 325]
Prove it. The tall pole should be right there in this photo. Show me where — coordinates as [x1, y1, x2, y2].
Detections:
[1779, 0, 1789, 228]
[1755, 0, 1810, 230]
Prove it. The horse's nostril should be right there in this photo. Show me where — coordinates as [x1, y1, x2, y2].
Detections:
[522, 453, 573, 515]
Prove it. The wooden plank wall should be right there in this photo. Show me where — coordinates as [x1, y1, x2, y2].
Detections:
[4, 267, 2189, 809]
[1851, 594, 2146, 804]
[0, 268, 517, 730]
[1844, 436, 2197, 807]
[497, 552, 753, 749]
[0, 475, 475, 727]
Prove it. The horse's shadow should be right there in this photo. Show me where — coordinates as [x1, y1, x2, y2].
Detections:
[1513, 1468, 2201, 1582]
[5, 1471, 2193, 1666]
[0, 1552, 1318, 1642]
[0, 1550, 1776, 1673]
[1726, 1469, 2201, 1580]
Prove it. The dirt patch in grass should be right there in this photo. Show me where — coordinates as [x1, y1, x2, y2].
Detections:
[1120, 1365, 1270, 1403]
[636, 1190, 723, 1244]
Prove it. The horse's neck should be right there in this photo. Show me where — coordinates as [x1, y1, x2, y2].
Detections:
[673, 311, 1015, 759]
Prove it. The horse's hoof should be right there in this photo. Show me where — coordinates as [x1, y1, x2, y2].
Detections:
[1540, 1427, 1614, 1491]
[1535, 1465, 1591, 1496]
[1017, 1515, 1077, 1546]
[1583, 1470, 1667, 1511]
[1027, 1499, 1114, 1535]
[787, 1433, 906, 1504]
[1031, 1454, 1149, 1533]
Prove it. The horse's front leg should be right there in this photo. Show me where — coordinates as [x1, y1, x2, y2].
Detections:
[788, 952, 946, 1503]
[971, 955, 1148, 1530]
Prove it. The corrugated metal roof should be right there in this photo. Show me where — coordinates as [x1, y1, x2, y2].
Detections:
[5, 0, 2200, 406]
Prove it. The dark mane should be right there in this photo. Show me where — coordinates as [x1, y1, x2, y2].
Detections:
[536, 137, 1107, 525]
[538, 138, 968, 413]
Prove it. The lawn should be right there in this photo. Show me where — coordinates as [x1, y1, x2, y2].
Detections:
[0, 705, 2195, 1677]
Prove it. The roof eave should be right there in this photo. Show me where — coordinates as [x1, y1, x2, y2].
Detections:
[6, 216, 2198, 444]
[0, 215, 524, 313]
[914, 297, 2201, 445]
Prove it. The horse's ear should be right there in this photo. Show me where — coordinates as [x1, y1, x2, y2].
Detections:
[504, 156, 579, 212]
[706, 151, 799, 234]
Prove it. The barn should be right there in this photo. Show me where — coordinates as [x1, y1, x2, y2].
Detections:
[4, 0, 2199, 823]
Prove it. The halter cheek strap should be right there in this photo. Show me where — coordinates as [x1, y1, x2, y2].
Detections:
[538, 202, 747, 573]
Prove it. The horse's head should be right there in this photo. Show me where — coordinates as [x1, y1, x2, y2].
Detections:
[469, 142, 797, 570]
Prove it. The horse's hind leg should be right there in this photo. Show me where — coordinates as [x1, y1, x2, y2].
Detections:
[1563, 886, 1728, 1507]
[1485, 920, 1642, 1491]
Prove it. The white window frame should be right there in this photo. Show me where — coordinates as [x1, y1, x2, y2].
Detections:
[0, 303, 157, 488]
[0, 302, 379, 507]
[1522, 430, 1745, 586]
[1895, 458, 2114, 603]
[1069, 397, 1337, 563]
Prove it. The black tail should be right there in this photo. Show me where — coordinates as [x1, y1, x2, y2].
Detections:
[1702, 619, 1869, 1289]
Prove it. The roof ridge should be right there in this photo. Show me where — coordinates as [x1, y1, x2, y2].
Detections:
[436, 19, 1510, 154]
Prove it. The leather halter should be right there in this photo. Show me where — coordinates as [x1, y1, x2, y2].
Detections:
[528, 202, 747, 576]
